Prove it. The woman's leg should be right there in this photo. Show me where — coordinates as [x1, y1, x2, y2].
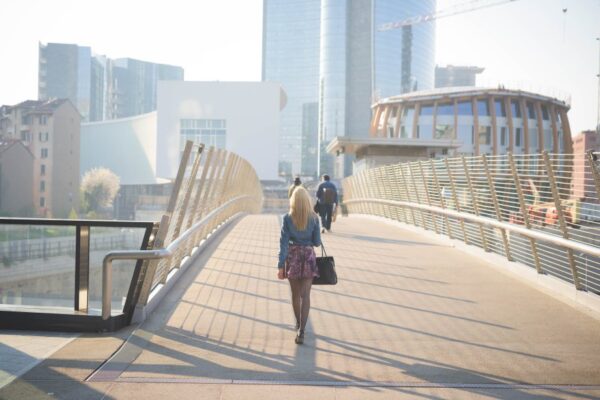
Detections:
[289, 278, 302, 327]
[299, 278, 313, 331]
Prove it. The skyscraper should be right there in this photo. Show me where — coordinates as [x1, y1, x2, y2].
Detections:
[39, 43, 92, 121]
[38, 43, 184, 122]
[319, 0, 436, 177]
[263, 0, 436, 178]
[262, 0, 321, 178]
[112, 58, 184, 119]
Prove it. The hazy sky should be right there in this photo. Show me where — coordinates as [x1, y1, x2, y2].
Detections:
[0, 0, 599, 134]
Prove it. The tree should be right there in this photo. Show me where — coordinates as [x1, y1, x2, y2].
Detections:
[80, 168, 120, 216]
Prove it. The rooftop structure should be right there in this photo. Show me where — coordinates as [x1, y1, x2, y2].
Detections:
[434, 64, 485, 88]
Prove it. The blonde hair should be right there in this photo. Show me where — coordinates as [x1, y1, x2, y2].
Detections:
[289, 186, 315, 231]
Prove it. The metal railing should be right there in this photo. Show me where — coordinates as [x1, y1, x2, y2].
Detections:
[343, 151, 600, 294]
[0, 219, 153, 315]
[102, 141, 263, 320]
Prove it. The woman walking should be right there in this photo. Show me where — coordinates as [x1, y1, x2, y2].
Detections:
[277, 187, 321, 344]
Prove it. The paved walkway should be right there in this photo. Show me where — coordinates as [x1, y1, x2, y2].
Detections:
[1, 215, 600, 399]
[0, 331, 76, 389]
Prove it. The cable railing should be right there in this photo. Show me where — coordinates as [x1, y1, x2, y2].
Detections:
[0, 140, 263, 331]
[102, 141, 263, 320]
[342, 151, 600, 295]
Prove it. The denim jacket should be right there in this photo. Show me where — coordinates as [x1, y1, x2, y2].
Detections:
[278, 214, 322, 268]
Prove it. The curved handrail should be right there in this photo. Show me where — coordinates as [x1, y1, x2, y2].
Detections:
[344, 198, 600, 258]
[102, 195, 253, 320]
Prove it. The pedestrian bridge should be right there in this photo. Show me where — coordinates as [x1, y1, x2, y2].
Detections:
[1, 142, 600, 399]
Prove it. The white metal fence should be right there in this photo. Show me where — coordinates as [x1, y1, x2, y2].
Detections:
[343, 152, 600, 294]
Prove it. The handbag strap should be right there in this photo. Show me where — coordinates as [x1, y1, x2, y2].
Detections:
[321, 244, 328, 257]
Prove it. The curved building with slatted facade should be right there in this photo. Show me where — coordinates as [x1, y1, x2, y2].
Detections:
[369, 87, 572, 157]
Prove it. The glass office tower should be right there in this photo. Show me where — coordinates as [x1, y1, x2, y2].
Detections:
[262, 0, 321, 178]
[263, 0, 436, 178]
[320, 0, 436, 177]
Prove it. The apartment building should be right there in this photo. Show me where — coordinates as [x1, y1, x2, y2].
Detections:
[0, 99, 80, 217]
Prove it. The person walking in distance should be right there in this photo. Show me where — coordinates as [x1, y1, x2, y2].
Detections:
[288, 176, 302, 198]
[277, 187, 321, 344]
[316, 174, 338, 233]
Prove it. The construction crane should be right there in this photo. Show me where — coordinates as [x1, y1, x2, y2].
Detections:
[378, 0, 520, 32]
[377, 0, 520, 93]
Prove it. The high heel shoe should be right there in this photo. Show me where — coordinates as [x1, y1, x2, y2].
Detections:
[295, 330, 304, 345]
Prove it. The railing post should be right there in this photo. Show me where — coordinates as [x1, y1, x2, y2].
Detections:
[186, 147, 214, 231]
[74, 225, 90, 312]
[444, 158, 469, 244]
[508, 152, 542, 273]
[173, 144, 205, 239]
[586, 151, 600, 199]
[418, 161, 439, 234]
[158, 141, 195, 284]
[136, 214, 170, 306]
[398, 164, 419, 227]
[461, 156, 488, 251]
[393, 166, 409, 224]
[542, 151, 581, 289]
[429, 159, 453, 239]
[407, 163, 428, 230]
[196, 149, 225, 235]
[482, 155, 512, 261]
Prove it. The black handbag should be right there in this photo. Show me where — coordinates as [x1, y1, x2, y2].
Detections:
[313, 245, 337, 285]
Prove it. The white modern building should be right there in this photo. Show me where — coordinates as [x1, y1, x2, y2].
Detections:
[156, 81, 282, 181]
[81, 82, 283, 183]
[81, 112, 160, 185]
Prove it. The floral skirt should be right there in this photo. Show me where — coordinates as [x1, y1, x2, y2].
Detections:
[286, 245, 319, 280]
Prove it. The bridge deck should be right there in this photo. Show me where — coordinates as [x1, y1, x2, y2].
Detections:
[2, 214, 600, 399]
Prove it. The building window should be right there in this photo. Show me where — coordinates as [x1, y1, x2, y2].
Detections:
[420, 104, 434, 116]
[544, 129, 553, 149]
[40, 181, 45, 192]
[41, 148, 48, 158]
[180, 119, 226, 149]
[526, 102, 536, 119]
[500, 127, 507, 146]
[38, 132, 49, 142]
[41, 164, 46, 175]
[21, 115, 30, 125]
[437, 103, 453, 116]
[478, 126, 492, 145]
[435, 125, 454, 139]
[39, 115, 48, 125]
[529, 128, 538, 150]
[541, 105, 549, 120]
[511, 100, 522, 118]
[40, 197, 45, 207]
[495, 100, 506, 117]
[401, 107, 415, 138]
[515, 128, 522, 147]
[457, 101, 472, 116]
[20, 132, 31, 142]
[477, 100, 489, 116]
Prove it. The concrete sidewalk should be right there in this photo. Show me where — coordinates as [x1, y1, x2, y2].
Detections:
[1, 214, 599, 399]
